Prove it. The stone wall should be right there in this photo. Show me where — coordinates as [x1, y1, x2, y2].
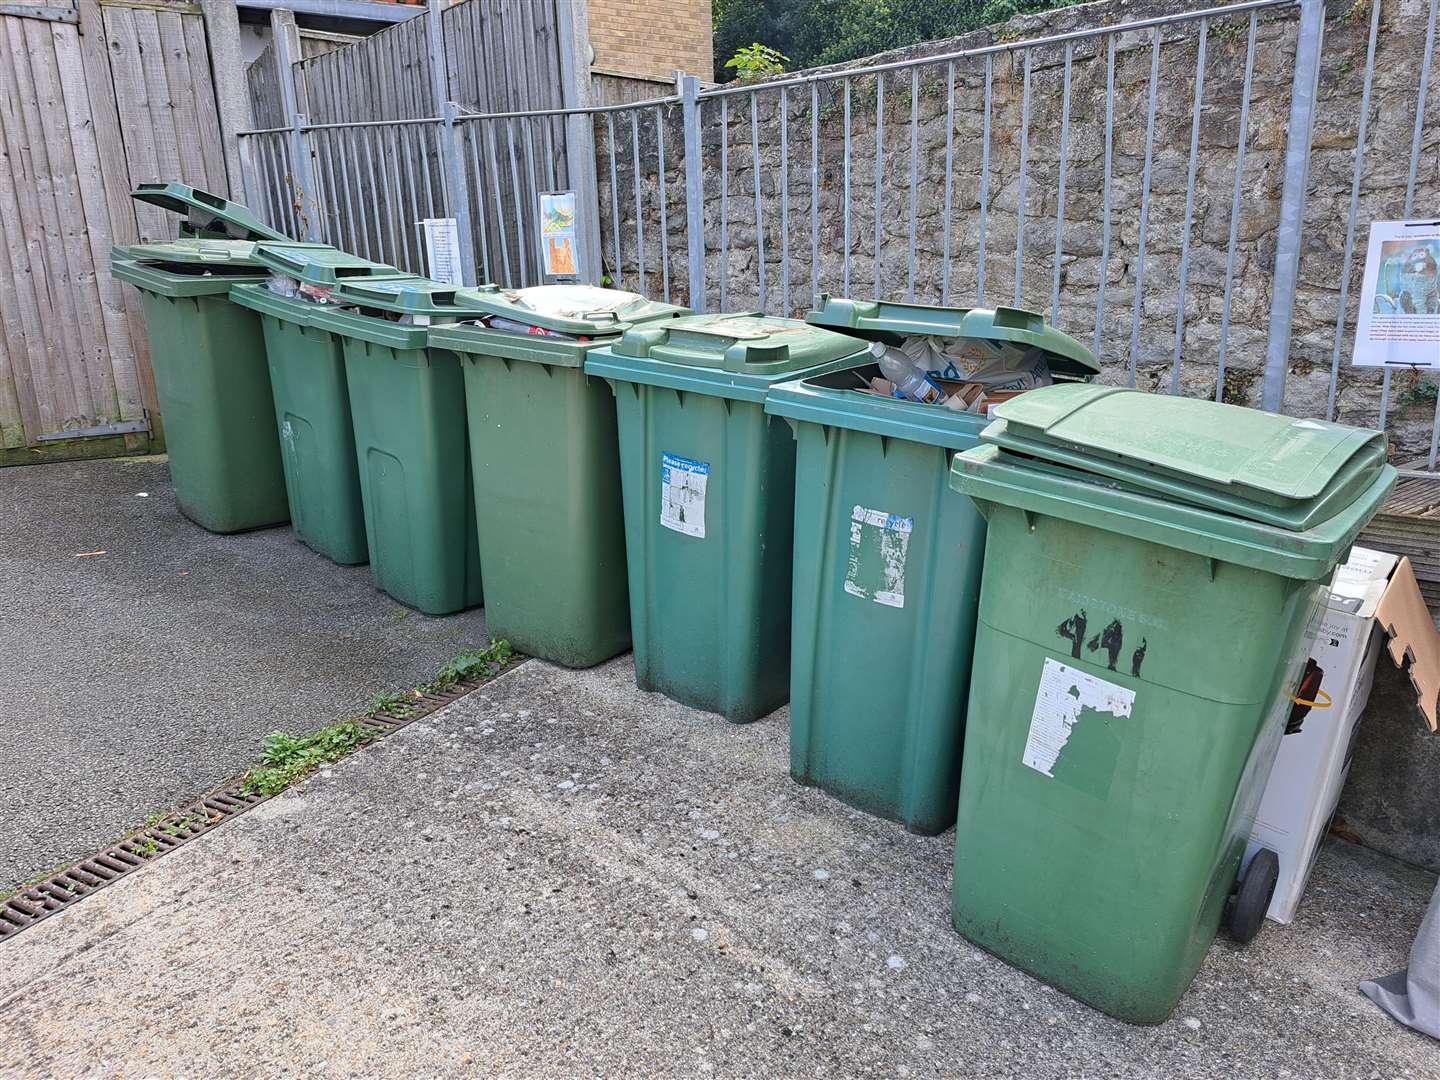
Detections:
[597, 0, 1439, 456]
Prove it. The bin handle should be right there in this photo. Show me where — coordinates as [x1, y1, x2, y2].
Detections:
[1290, 689, 1332, 709]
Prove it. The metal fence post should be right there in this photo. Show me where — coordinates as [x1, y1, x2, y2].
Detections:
[441, 103, 477, 287]
[426, 0, 476, 285]
[270, 9, 321, 241]
[555, 0, 603, 285]
[1260, 0, 1324, 413]
[680, 73, 705, 313]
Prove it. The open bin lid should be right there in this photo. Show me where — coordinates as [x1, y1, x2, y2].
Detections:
[328, 277, 468, 316]
[454, 283, 688, 335]
[980, 384, 1390, 530]
[805, 296, 1100, 379]
[253, 243, 407, 287]
[130, 182, 289, 243]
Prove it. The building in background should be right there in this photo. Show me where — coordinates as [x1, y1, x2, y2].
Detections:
[588, 0, 713, 79]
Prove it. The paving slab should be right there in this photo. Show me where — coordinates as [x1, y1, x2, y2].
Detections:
[0, 658, 1434, 1079]
[0, 457, 488, 893]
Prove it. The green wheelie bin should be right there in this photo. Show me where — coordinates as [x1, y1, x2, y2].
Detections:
[112, 183, 313, 533]
[230, 245, 410, 565]
[428, 284, 688, 667]
[947, 384, 1395, 1024]
[308, 278, 483, 615]
[766, 298, 1100, 834]
[585, 314, 872, 722]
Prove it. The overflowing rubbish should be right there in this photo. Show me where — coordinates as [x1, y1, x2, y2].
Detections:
[871, 341, 948, 404]
[477, 315, 586, 339]
[265, 272, 339, 305]
[855, 330, 1059, 415]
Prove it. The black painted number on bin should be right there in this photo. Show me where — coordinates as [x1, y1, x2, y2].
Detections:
[1056, 610, 1149, 678]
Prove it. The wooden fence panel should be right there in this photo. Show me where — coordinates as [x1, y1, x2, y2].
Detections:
[246, 44, 286, 129]
[285, 0, 567, 126]
[0, 0, 225, 454]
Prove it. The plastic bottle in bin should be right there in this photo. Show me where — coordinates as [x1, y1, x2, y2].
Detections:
[871, 342, 948, 405]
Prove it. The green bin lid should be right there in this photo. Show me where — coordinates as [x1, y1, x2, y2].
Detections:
[951, 442, 1395, 581]
[610, 313, 869, 375]
[980, 384, 1389, 530]
[111, 238, 292, 296]
[805, 295, 1100, 379]
[130, 182, 289, 242]
[454, 283, 688, 335]
[252, 242, 407, 287]
[329, 277, 469, 315]
[585, 313, 872, 404]
[118, 238, 265, 268]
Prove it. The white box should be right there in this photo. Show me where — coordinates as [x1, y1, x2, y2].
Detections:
[1247, 546, 1440, 923]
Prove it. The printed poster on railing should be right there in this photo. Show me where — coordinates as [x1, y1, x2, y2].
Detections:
[539, 191, 579, 279]
[1352, 219, 1440, 369]
[421, 218, 463, 286]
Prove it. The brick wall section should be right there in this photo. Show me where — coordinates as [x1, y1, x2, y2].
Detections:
[588, 0, 713, 81]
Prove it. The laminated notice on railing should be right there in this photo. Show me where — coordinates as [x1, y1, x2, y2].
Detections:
[421, 218, 463, 286]
[1352, 220, 1440, 369]
[660, 453, 708, 539]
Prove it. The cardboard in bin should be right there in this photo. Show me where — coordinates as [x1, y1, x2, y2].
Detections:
[1247, 546, 1440, 923]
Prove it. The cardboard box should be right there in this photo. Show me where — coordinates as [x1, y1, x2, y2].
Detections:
[1246, 546, 1440, 923]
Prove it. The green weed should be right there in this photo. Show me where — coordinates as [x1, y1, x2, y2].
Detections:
[1398, 378, 1438, 407]
[239, 721, 379, 797]
[370, 690, 417, 718]
[425, 639, 515, 694]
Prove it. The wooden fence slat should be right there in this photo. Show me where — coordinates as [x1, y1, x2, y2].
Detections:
[0, 64, 33, 448]
[28, 16, 116, 426]
[156, 10, 205, 188]
[75, 0, 153, 426]
[0, 215, 31, 447]
[0, 20, 51, 443]
[132, 9, 183, 190]
[56, 18, 139, 421]
[179, 12, 226, 194]
[6, 18, 83, 430]
[105, 6, 166, 242]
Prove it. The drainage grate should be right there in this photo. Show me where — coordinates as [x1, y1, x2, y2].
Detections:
[0, 663, 519, 942]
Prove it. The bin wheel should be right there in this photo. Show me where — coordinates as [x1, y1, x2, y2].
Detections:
[1225, 848, 1278, 945]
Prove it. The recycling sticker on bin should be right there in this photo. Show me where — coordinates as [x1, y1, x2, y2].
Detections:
[660, 453, 709, 538]
[843, 505, 913, 609]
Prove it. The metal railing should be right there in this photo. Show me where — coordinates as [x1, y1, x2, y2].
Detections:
[238, 0, 1439, 471]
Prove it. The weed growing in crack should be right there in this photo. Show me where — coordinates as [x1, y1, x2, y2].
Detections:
[425, 639, 515, 694]
[369, 690, 418, 718]
[240, 721, 379, 797]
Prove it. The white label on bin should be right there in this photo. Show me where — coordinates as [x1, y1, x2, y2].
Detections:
[843, 505, 913, 609]
[660, 452, 708, 538]
[1023, 658, 1135, 779]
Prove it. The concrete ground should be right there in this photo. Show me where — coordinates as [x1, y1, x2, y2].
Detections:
[1, 658, 1434, 1079]
[0, 456, 488, 893]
